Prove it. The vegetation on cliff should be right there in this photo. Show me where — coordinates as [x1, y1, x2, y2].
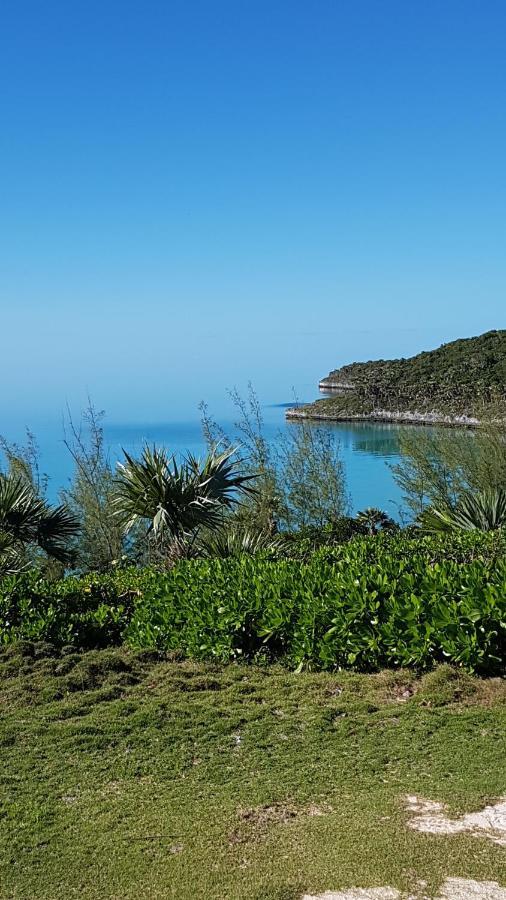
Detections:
[291, 329, 506, 422]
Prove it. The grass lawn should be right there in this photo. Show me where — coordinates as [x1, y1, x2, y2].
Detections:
[0, 644, 505, 899]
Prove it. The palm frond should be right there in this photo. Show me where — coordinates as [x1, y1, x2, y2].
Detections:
[36, 505, 80, 563]
[0, 473, 79, 568]
[0, 475, 47, 541]
[420, 488, 506, 533]
[198, 524, 283, 558]
[0, 531, 27, 577]
[114, 445, 257, 540]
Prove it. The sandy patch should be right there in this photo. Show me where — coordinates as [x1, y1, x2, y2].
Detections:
[303, 879, 506, 900]
[439, 879, 506, 899]
[405, 795, 506, 846]
[302, 891, 401, 900]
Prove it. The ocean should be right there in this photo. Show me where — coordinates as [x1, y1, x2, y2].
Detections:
[1, 400, 411, 518]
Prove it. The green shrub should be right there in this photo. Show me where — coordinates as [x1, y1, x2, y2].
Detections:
[278, 518, 363, 558]
[0, 568, 156, 648]
[126, 532, 506, 673]
[0, 532, 505, 674]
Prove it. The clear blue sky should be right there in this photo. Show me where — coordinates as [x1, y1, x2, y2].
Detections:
[1, 0, 505, 425]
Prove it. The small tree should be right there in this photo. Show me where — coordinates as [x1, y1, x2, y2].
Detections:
[201, 386, 349, 532]
[200, 389, 280, 533]
[355, 507, 397, 536]
[276, 419, 349, 529]
[392, 408, 506, 518]
[113, 445, 257, 558]
[0, 429, 48, 495]
[61, 401, 129, 571]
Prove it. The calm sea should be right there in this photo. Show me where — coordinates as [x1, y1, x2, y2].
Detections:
[1, 400, 413, 518]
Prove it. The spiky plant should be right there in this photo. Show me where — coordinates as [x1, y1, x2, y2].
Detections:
[0, 473, 80, 572]
[197, 525, 284, 559]
[355, 507, 397, 536]
[114, 445, 257, 542]
[0, 532, 25, 577]
[420, 487, 506, 533]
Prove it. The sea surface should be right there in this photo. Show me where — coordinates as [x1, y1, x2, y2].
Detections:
[1, 400, 415, 518]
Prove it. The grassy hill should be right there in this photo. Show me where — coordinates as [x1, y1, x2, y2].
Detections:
[1, 645, 505, 898]
[288, 330, 506, 424]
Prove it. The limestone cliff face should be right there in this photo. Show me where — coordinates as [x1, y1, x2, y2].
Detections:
[318, 378, 355, 392]
[286, 405, 480, 427]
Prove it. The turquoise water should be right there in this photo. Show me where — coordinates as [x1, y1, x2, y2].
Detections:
[1, 402, 410, 517]
[107, 417, 406, 517]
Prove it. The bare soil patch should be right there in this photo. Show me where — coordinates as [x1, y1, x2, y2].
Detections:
[229, 800, 332, 844]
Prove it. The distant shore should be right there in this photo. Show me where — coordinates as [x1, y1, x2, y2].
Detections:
[285, 405, 481, 427]
[293, 329, 505, 429]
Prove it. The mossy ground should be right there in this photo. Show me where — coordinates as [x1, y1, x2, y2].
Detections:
[1, 644, 505, 899]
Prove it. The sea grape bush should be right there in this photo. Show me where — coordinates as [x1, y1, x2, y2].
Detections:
[0, 532, 505, 674]
[0, 568, 156, 649]
[126, 535, 506, 673]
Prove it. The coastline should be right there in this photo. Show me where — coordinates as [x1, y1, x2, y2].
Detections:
[285, 406, 481, 427]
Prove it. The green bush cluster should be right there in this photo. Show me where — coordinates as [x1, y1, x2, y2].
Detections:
[0, 568, 156, 649]
[0, 532, 505, 674]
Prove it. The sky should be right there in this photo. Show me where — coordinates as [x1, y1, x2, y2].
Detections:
[1, 0, 505, 427]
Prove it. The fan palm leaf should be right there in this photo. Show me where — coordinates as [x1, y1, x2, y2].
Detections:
[0, 473, 79, 569]
[0, 531, 26, 577]
[355, 507, 396, 536]
[198, 525, 283, 558]
[114, 445, 257, 539]
[420, 487, 506, 533]
[0, 475, 47, 542]
[36, 504, 82, 563]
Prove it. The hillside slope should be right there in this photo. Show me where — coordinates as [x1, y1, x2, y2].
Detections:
[1, 645, 505, 898]
[287, 330, 506, 425]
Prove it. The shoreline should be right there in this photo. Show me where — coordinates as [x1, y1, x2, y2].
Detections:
[285, 406, 481, 427]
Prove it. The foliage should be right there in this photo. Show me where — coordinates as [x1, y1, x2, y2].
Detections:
[0, 428, 48, 494]
[0, 567, 154, 648]
[61, 401, 131, 572]
[0, 473, 79, 575]
[300, 329, 506, 420]
[279, 517, 365, 558]
[0, 407, 136, 574]
[201, 384, 349, 531]
[392, 416, 506, 517]
[355, 507, 397, 536]
[201, 388, 281, 532]
[114, 444, 256, 545]
[197, 524, 284, 558]
[126, 532, 506, 674]
[0, 531, 25, 578]
[420, 487, 506, 534]
[277, 419, 349, 527]
[1, 532, 505, 674]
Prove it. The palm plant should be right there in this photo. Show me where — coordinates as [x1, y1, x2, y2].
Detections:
[114, 445, 257, 544]
[0, 473, 80, 573]
[197, 524, 284, 558]
[355, 507, 397, 536]
[0, 532, 25, 577]
[419, 487, 506, 533]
